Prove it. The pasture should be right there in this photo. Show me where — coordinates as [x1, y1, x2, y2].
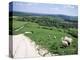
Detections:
[9, 16, 78, 55]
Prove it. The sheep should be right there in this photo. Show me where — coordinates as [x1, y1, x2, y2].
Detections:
[64, 36, 72, 45]
[61, 36, 72, 48]
[61, 40, 68, 48]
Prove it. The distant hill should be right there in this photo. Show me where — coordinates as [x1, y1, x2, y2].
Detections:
[9, 11, 78, 21]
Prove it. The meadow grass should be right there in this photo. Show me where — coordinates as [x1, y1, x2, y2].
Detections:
[12, 20, 78, 55]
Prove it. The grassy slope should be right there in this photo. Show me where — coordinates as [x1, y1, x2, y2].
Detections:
[13, 20, 27, 30]
[12, 19, 78, 55]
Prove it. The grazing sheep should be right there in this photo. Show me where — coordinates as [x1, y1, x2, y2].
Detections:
[61, 36, 72, 48]
[64, 36, 72, 45]
[62, 40, 68, 48]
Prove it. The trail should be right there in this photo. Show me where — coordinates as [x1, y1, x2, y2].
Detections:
[13, 34, 41, 58]
[15, 26, 24, 31]
[11, 33, 57, 58]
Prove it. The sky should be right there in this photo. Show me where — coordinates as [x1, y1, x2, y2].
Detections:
[9, 1, 78, 16]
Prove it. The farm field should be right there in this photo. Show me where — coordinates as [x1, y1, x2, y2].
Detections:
[9, 16, 78, 55]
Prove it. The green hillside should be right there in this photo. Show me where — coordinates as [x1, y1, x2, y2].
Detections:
[9, 16, 78, 55]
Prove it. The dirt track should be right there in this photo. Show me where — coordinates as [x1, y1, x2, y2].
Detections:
[13, 34, 41, 58]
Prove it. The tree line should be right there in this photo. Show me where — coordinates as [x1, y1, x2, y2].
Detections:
[14, 16, 78, 29]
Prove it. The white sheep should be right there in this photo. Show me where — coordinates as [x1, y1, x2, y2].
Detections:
[61, 36, 72, 48]
[62, 40, 68, 47]
[64, 36, 72, 45]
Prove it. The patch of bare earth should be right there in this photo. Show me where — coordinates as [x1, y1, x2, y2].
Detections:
[10, 34, 58, 58]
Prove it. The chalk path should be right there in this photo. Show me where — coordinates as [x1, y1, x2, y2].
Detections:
[13, 34, 41, 58]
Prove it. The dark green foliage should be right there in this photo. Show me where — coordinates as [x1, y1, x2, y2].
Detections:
[67, 28, 78, 38]
[13, 16, 77, 29]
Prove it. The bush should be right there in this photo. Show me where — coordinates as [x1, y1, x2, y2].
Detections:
[67, 28, 78, 38]
[41, 26, 53, 30]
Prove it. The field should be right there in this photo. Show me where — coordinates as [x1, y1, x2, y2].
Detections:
[9, 16, 78, 55]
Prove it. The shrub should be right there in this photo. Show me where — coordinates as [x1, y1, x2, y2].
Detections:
[67, 28, 78, 38]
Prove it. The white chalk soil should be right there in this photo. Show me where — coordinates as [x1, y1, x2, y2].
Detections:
[10, 34, 57, 58]
[12, 34, 41, 58]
